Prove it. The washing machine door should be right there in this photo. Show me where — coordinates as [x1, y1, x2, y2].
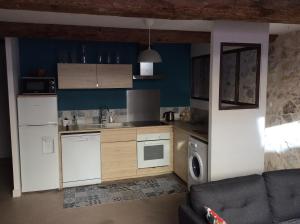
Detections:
[189, 152, 205, 182]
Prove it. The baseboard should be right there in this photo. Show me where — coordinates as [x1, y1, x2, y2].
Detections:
[12, 188, 21, 198]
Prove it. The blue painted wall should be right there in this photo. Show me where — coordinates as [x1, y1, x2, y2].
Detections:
[19, 38, 190, 110]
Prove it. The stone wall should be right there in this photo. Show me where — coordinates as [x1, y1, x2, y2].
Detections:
[265, 31, 300, 171]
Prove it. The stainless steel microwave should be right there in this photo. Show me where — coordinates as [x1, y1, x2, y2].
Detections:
[21, 77, 56, 94]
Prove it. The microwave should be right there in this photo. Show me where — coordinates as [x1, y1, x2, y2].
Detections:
[21, 77, 56, 94]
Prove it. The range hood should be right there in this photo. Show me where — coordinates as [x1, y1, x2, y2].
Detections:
[133, 62, 162, 80]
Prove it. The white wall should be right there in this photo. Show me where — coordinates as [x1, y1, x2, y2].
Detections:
[209, 21, 269, 181]
[5, 37, 21, 197]
[0, 40, 11, 158]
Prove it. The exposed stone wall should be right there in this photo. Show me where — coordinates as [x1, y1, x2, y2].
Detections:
[265, 31, 300, 171]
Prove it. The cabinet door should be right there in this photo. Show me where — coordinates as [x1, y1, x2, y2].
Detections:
[58, 63, 97, 89]
[173, 128, 189, 182]
[97, 64, 132, 88]
[101, 141, 137, 181]
[101, 128, 136, 143]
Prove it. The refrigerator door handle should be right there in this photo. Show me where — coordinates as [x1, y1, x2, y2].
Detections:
[42, 136, 55, 154]
[47, 122, 58, 125]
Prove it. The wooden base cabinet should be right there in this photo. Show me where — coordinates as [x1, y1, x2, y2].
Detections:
[100, 126, 174, 182]
[173, 128, 189, 182]
[101, 141, 137, 181]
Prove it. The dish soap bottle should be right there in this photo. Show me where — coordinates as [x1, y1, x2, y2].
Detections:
[108, 112, 114, 123]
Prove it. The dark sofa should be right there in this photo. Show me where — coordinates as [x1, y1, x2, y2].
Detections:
[179, 169, 300, 224]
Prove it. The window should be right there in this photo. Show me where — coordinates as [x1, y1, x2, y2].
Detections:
[191, 55, 210, 100]
[219, 43, 261, 110]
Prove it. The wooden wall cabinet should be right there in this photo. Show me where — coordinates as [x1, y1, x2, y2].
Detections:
[173, 127, 189, 182]
[97, 64, 132, 89]
[57, 63, 132, 89]
[58, 63, 97, 89]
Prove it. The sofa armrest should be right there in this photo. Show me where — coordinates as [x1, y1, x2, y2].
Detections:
[179, 205, 207, 224]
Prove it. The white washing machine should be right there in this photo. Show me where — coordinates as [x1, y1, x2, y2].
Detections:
[188, 136, 208, 190]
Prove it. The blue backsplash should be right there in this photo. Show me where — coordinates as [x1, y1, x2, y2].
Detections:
[19, 38, 191, 110]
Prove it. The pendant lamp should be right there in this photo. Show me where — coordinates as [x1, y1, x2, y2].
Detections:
[138, 19, 162, 63]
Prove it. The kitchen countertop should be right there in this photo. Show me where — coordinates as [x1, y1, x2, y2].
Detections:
[58, 120, 208, 142]
[164, 120, 208, 143]
[58, 122, 172, 134]
[59, 124, 133, 134]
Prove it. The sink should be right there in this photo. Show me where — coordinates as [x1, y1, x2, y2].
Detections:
[105, 122, 132, 128]
[84, 124, 105, 130]
[84, 123, 132, 129]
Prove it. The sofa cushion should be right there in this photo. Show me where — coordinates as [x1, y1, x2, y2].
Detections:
[263, 169, 300, 223]
[179, 205, 208, 224]
[279, 219, 300, 224]
[190, 174, 272, 224]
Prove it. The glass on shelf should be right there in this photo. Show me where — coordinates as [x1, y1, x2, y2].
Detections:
[98, 54, 103, 64]
[115, 52, 120, 64]
[81, 45, 87, 64]
[107, 53, 111, 64]
[57, 50, 69, 63]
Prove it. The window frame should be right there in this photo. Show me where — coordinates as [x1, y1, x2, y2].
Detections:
[219, 42, 261, 110]
[191, 54, 210, 101]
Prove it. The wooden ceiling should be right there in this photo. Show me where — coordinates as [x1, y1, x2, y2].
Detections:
[0, 22, 278, 43]
[0, 1, 286, 43]
[0, 0, 299, 24]
[0, 22, 212, 43]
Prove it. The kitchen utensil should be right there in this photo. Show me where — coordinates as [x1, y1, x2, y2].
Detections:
[163, 111, 175, 122]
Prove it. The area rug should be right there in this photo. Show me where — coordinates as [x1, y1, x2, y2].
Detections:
[63, 174, 186, 208]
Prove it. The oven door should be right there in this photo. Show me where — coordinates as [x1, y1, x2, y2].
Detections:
[137, 140, 170, 168]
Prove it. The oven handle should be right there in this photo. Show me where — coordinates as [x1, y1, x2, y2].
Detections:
[141, 140, 169, 146]
[137, 139, 170, 143]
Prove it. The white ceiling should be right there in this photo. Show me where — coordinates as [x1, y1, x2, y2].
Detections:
[0, 9, 300, 34]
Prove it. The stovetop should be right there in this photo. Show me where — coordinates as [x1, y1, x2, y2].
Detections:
[130, 121, 168, 127]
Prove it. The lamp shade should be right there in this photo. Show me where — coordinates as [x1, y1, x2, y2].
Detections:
[138, 48, 162, 63]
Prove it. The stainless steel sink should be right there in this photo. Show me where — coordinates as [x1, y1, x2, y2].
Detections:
[104, 122, 132, 128]
[83, 124, 105, 130]
[84, 122, 132, 129]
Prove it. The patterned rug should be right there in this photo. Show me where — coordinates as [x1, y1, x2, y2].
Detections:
[64, 174, 186, 208]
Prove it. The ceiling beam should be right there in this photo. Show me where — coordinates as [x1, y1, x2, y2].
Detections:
[0, 22, 278, 44]
[0, 22, 211, 43]
[0, 0, 300, 24]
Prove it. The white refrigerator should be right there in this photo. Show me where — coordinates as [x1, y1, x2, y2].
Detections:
[18, 95, 59, 192]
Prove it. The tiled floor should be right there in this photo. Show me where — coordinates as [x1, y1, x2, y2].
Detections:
[0, 159, 186, 224]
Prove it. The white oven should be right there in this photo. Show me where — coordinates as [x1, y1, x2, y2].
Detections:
[137, 133, 170, 168]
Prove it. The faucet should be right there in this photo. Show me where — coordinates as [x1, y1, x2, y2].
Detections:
[98, 107, 109, 124]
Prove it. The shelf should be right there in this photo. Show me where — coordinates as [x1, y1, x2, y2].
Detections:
[133, 75, 163, 80]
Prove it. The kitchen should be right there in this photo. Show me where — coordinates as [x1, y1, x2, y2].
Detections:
[17, 36, 209, 193]
[0, 2, 278, 222]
